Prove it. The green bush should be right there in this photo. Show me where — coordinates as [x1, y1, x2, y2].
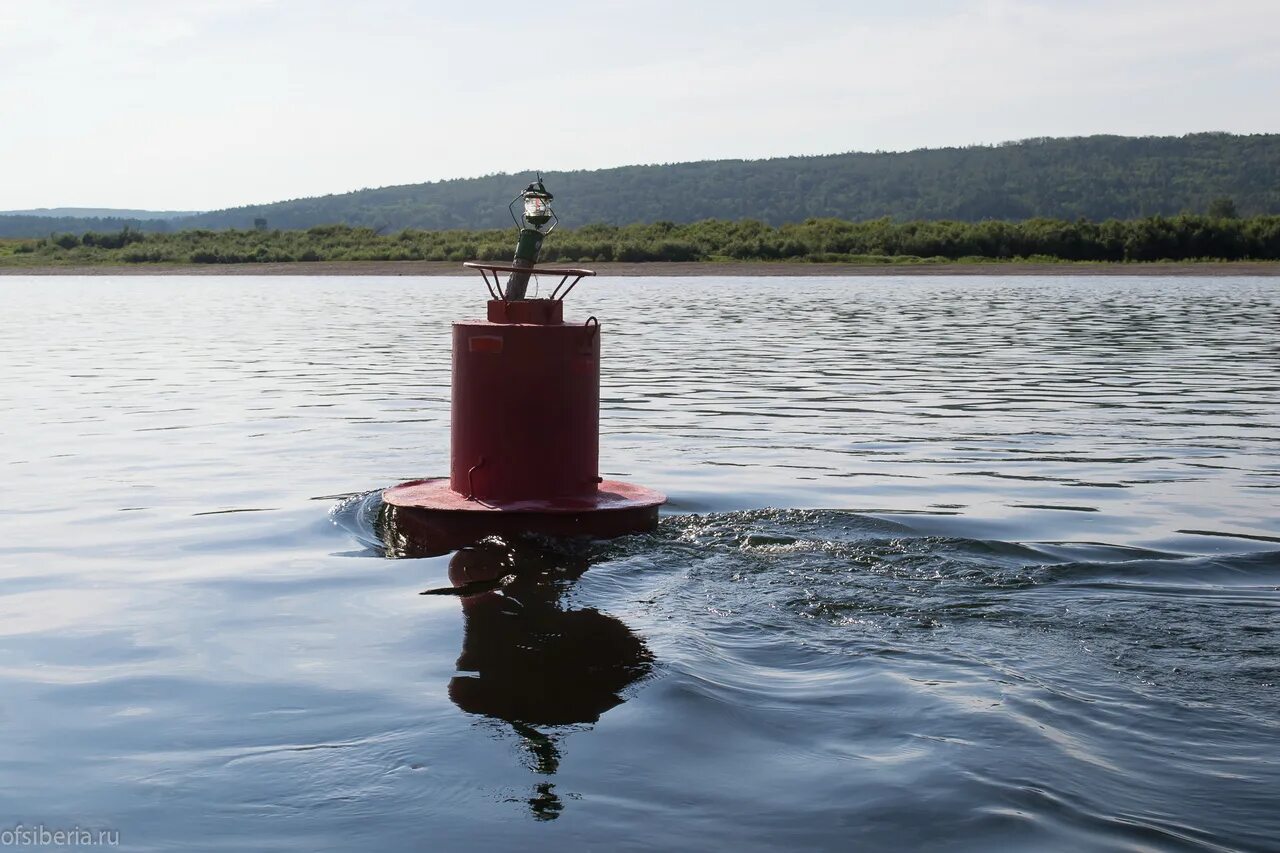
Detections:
[8, 215, 1280, 268]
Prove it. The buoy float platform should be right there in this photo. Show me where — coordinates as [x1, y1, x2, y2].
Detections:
[382, 177, 665, 553]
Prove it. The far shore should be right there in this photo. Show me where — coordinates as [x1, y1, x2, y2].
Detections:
[2, 260, 1279, 277]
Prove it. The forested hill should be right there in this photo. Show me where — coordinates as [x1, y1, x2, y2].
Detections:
[3, 133, 1278, 237]
[0, 209, 197, 238]
[0, 207, 197, 220]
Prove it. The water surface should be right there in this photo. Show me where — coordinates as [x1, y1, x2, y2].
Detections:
[1, 275, 1277, 851]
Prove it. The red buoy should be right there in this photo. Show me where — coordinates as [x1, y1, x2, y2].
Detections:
[382, 262, 665, 554]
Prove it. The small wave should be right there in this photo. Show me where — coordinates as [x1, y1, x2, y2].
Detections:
[328, 490, 388, 553]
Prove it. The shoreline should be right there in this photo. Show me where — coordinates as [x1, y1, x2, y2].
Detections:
[2, 260, 1279, 277]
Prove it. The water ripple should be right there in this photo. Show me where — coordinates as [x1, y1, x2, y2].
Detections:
[2, 275, 1278, 849]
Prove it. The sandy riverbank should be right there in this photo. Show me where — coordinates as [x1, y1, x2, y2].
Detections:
[3, 260, 1280, 277]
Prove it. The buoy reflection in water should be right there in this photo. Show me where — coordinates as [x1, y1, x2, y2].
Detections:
[419, 536, 654, 820]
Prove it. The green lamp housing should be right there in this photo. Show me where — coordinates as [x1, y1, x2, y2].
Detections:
[510, 178, 557, 233]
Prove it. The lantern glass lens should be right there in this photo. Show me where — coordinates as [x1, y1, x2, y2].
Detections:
[524, 195, 550, 221]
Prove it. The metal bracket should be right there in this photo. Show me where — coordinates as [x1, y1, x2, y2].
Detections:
[463, 262, 595, 301]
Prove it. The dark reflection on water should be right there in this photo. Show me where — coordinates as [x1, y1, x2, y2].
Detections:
[431, 539, 653, 820]
[2, 276, 1279, 850]
[336, 490, 657, 821]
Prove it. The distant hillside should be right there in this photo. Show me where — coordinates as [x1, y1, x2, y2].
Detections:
[0, 207, 198, 220]
[0, 215, 163, 238]
[0, 209, 197, 239]
[175, 133, 1280, 231]
[2, 133, 1278, 237]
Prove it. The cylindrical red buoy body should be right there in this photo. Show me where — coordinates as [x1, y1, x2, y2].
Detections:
[450, 301, 600, 503]
[383, 280, 663, 556]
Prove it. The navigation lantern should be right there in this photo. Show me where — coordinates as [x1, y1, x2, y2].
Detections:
[521, 185, 553, 228]
[503, 177, 557, 300]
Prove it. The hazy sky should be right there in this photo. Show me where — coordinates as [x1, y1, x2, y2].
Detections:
[2, 0, 1277, 211]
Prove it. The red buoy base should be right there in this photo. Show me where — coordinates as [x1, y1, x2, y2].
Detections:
[381, 478, 665, 556]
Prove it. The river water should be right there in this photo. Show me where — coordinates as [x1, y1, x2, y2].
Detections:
[1, 275, 1277, 851]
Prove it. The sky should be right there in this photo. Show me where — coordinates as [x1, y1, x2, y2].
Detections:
[2, 0, 1278, 211]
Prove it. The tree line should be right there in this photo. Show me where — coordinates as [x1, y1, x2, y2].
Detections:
[165, 133, 1280, 231]
[2, 133, 1279, 239]
[6, 213, 1280, 266]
